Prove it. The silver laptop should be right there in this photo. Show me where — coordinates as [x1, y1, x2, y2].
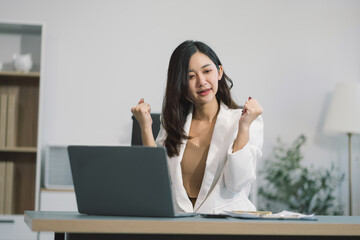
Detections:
[68, 145, 194, 218]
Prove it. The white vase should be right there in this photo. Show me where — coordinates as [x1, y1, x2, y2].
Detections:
[13, 53, 33, 73]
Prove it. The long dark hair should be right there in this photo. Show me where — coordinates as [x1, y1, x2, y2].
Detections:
[162, 40, 239, 157]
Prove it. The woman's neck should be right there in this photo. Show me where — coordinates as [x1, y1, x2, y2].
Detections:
[193, 99, 219, 122]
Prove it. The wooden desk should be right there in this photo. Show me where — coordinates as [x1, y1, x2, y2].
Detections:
[24, 211, 360, 240]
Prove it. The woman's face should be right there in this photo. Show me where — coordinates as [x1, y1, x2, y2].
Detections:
[187, 52, 223, 105]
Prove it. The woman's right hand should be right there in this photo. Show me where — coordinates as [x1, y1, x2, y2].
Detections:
[131, 98, 153, 130]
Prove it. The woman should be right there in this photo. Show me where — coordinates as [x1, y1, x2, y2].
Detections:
[131, 40, 263, 214]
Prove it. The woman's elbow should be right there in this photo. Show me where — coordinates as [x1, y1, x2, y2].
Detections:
[224, 168, 256, 193]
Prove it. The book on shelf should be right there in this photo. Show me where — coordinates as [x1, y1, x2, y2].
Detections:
[6, 87, 19, 148]
[4, 160, 15, 214]
[0, 94, 7, 148]
[0, 161, 5, 214]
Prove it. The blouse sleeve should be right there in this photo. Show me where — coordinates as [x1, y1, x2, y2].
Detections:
[223, 115, 264, 193]
[155, 118, 167, 147]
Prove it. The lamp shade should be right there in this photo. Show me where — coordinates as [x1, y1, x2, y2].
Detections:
[324, 82, 360, 134]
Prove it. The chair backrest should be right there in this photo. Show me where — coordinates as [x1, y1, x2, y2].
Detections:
[131, 113, 161, 145]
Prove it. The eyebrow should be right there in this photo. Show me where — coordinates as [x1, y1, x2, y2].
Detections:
[189, 64, 212, 73]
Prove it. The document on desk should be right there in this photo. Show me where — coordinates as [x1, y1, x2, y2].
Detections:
[225, 210, 317, 220]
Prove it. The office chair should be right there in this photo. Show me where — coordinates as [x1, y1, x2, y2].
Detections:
[131, 113, 161, 145]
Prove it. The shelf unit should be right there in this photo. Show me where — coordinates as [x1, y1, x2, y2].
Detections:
[0, 22, 43, 217]
[0, 71, 40, 78]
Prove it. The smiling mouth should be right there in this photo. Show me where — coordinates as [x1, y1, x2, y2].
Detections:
[197, 89, 211, 96]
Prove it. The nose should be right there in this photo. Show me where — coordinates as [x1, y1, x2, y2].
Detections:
[196, 74, 207, 87]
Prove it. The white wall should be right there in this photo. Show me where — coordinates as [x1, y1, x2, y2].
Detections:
[1, 0, 359, 214]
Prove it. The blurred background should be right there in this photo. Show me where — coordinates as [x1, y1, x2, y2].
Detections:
[0, 0, 359, 217]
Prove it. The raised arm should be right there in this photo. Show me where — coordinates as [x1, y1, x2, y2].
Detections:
[131, 98, 156, 147]
[233, 97, 263, 152]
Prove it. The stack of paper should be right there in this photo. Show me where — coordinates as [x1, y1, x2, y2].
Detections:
[226, 210, 316, 220]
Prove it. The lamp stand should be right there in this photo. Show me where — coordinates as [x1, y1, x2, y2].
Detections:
[347, 132, 352, 216]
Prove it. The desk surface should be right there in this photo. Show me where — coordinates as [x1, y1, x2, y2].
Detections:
[24, 211, 360, 236]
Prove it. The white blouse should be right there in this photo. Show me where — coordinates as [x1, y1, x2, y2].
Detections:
[156, 102, 264, 214]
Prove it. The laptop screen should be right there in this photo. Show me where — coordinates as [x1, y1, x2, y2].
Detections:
[68, 145, 177, 217]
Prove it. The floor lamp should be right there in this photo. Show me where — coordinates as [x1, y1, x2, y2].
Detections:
[324, 82, 360, 216]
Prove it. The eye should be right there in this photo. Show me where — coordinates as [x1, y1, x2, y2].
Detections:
[204, 69, 212, 74]
[189, 74, 195, 80]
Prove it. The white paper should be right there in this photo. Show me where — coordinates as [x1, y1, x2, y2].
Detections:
[225, 210, 316, 220]
[263, 210, 316, 220]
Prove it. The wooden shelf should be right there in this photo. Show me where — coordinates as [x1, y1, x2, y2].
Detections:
[0, 22, 42, 216]
[0, 71, 40, 78]
[41, 188, 74, 192]
[0, 147, 37, 153]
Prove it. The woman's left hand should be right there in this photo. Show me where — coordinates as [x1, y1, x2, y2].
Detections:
[239, 97, 263, 130]
[233, 97, 263, 152]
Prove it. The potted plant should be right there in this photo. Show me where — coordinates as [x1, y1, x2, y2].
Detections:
[258, 135, 344, 215]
